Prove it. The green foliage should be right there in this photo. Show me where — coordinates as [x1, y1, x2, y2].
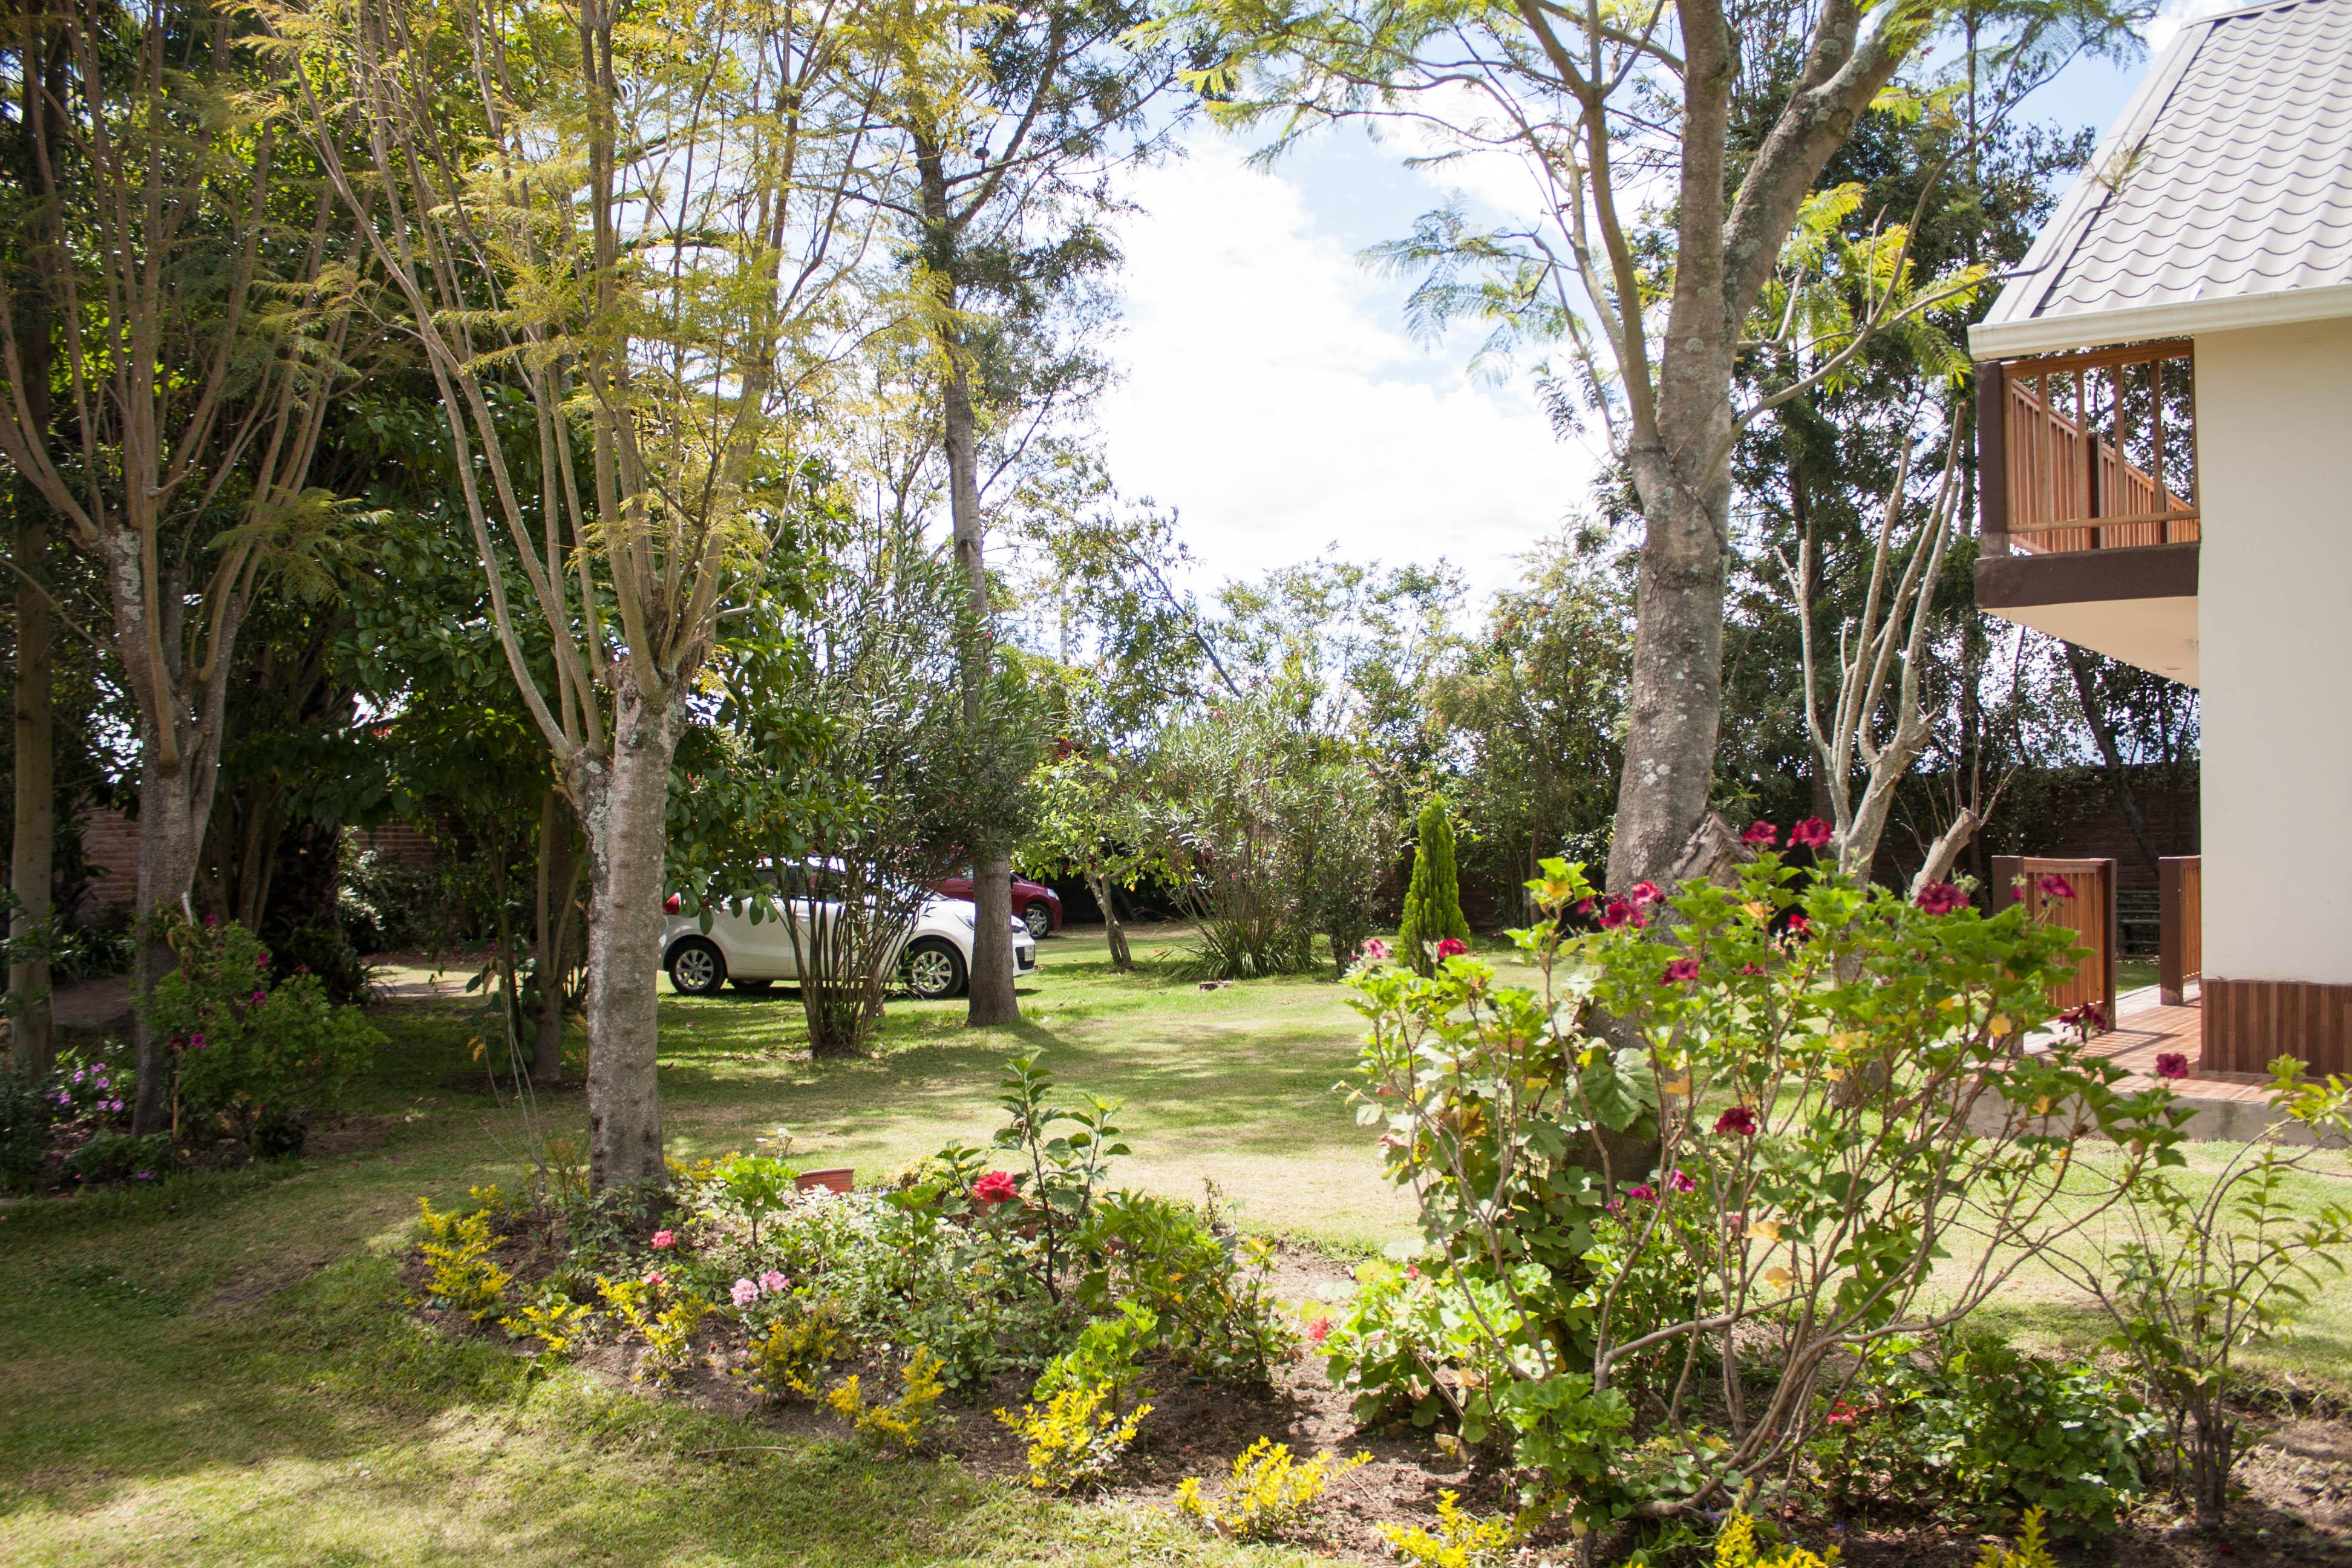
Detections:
[1396, 795, 1469, 975]
[1341, 850, 2186, 1535]
[1378, 1489, 1521, 1567]
[417, 1199, 512, 1321]
[997, 1379, 1152, 1492]
[1033, 1301, 1157, 1411]
[139, 915, 382, 1143]
[61, 1131, 175, 1186]
[1172, 1437, 1368, 1541]
[743, 1301, 846, 1402]
[1815, 1331, 2154, 1537]
[1073, 1190, 1295, 1385]
[825, 1347, 945, 1454]
[708, 1154, 799, 1249]
[0, 1070, 58, 1190]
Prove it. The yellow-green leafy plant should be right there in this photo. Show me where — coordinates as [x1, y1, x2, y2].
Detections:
[997, 1380, 1153, 1492]
[1970, 1509, 2057, 1568]
[1379, 1489, 1521, 1567]
[501, 1291, 592, 1359]
[417, 1198, 511, 1320]
[825, 1347, 944, 1454]
[1712, 1510, 1838, 1567]
[744, 1302, 845, 1402]
[468, 1183, 529, 1226]
[595, 1275, 712, 1382]
[1172, 1438, 1368, 1541]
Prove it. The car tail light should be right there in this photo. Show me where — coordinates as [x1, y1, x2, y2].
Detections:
[664, 893, 682, 914]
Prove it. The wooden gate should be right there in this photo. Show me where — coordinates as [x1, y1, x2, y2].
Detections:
[2160, 856, 2202, 1006]
[1991, 857, 2118, 1026]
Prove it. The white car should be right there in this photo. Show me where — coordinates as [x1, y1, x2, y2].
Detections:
[661, 890, 1037, 1001]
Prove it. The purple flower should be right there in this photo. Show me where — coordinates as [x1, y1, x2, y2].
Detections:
[135, 1170, 155, 1181]
[249, 990, 266, 1005]
[204, 914, 220, 927]
[1666, 1169, 1699, 1195]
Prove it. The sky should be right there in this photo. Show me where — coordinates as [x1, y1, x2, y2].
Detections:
[1090, 5, 2216, 609]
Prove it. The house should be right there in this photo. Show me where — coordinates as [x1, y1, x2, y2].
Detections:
[1968, 0, 2352, 1077]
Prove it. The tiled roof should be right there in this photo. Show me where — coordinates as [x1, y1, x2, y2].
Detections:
[1979, 0, 2352, 334]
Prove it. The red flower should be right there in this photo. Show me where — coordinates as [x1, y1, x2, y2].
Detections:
[1789, 818, 1833, 850]
[1436, 937, 1468, 958]
[1573, 897, 1596, 915]
[1913, 881, 1966, 916]
[1739, 962, 1765, 976]
[649, 1229, 676, 1250]
[1742, 820, 1779, 846]
[2060, 1001, 2109, 1035]
[1661, 958, 1700, 984]
[2036, 874, 2076, 900]
[1306, 1318, 1331, 1346]
[2155, 1051, 2190, 1082]
[1598, 899, 1636, 930]
[1628, 880, 1665, 908]
[1785, 913, 1811, 935]
[1826, 1400, 1857, 1427]
[1714, 1105, 1758, 1137]
[1666, 1169, 1698, 1195]
[972, 1170, 1019, 1206]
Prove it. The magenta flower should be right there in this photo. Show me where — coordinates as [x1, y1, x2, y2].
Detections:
[1739, 962, 1765, 976]
[1666, 1169, 1699, 1195]
[730, 1278, 760, 1308]
[1661, 958, 1700, 984]
[1359, 937, 1390, 960]
[249, 989, 266, 1005]
[1573, 897, 1596, 915]
[1598, 899, 1633, 930]
[2036, 874, 2076, 901]
[649, 1229, 676, 1250]
[642, 1270, 665, 1288]
[759, 1269, 788, 1293]
[1785, 914, 1811, 936]
[2155, 1051, 2190, 1082]
[1436, 937, 1468, 958]
[1789, 818, 1833, 850]
[1627, 1184, 1657, 1203]
[258, 952, 272, 968]
[189, 1033, 207, 1051]
[1628, 881, 1665, 908]
[1742, 820, 1779, 846]
[1714, 1105, 1758, 1137]
[972, 1170, 1019, 1206]
[1913, 882, 1967, 916]
[135, 1169, 156, 1181]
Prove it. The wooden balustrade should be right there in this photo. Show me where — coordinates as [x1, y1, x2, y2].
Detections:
[1980, 340, 2200, 557]
[2160, 855, 2202, 1006]
[1992, 856, 2119, 1026]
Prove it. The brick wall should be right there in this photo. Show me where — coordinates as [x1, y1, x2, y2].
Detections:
[350, 822, 442, 869]
[76, 808, 140, 919]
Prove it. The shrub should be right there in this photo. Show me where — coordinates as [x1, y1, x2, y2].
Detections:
[1710, 1511, 1837, 1568]
[1971, 1509, 2059, 1568]
[139, 915, 381, 1143]
[1816, 1331, 2153, 1538]
[62, 1130, 174, 1185]
[1172, 1438, 1368, 1541]
[1379, 1490, 1521, 1567]
[998, 1381, 1152, 1492]
[0, 1069, 57, 1190]
[1341, 851, 2185, 1538]
[419, 1198, 512, 1319]
[501, 1291, 592, 1358]
[595, 1273, 712, 1382]
[1073, 1190, 1293, 1385]
[1396, 795, 1469, 975]
[744, 1301, 846, 1402]
[826, 1347, 944, 1454]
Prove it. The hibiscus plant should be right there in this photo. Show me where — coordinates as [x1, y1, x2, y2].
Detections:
[1334, 847, 2188, 1552]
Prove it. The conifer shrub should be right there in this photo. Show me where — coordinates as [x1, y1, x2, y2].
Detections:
[1396, 796, 1470, 975]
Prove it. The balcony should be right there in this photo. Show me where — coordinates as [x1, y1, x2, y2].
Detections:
[1973, 339, 2201, 684]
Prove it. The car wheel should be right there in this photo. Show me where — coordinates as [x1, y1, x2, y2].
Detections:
[1022, 901, 1053, 941]
[730, 978, 774, 993]
[667, 938, 726, 996]
[902, 938, 967, 1001]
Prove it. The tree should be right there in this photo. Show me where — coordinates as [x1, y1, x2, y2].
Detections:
[873, 0, 1186, 1025]
[1021, 748, 1161, 970]
[1169, 0, 2143, 893]
[1397, 795, 1469, 974]
[277, 0, 900, 1189]
[0, 1, 358, 1126]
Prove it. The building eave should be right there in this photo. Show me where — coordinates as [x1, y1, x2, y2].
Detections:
[1968, 279, 2352, 362]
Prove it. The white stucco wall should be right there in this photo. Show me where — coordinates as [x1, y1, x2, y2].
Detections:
[2194, 317, 2352, 983]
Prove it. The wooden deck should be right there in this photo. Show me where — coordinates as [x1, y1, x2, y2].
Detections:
[2080, 985, 2285, 1105]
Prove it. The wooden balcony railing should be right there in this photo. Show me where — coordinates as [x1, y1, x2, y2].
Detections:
[1978, 340, 2200, 557]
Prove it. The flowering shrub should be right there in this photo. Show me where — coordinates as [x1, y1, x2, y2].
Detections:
[139, 915, 381, 1145]
[1173, 1437, 1369, 1541]
[1341, 849, 2184, 1539]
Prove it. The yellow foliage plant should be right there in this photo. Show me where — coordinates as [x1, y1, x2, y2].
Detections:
[996, 1380, 1152, 1492]
[501, 1293, 592, 1359]
[595, 1275, 713, 1382]
[1713, 1509, 1839, 1568]
[1379, 1489, 1521, 1568]
[1971, 1509, 2059, 1568]
[1172, 1437, 1369, 1541]
[744, 1302, 846, 1402]
[416, 1198, 511, 1321]
[825, 1347, 944, 1454]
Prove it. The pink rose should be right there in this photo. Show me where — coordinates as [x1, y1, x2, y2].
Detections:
[650, 1229, 676, 1250]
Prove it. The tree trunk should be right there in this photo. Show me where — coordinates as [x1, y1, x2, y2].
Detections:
[129, 763, 202, 1133]
[1609, 469, 1731, 891]
[10, 505, 55, 1076]
[1089, 869, 1131, 971]
[569, 688, 678, 1191]
[532, 788, 581, 1086]
[925, 146, 1019, 1030]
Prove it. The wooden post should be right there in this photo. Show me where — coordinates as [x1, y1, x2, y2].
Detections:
[2160, 855, 2201, 1006]
[1997, 855, 2117, 1027]
[1976, 362, 2010, 557]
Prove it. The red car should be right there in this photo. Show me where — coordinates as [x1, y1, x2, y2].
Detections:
[935, 871, 1062, 939]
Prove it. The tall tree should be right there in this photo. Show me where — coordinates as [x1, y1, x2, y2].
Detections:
[1171, 0, 2142, 890]
[875, 0, 1183, 1025]
[0, 1, 355, 1125]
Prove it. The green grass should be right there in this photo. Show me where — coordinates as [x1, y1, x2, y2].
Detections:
[4, 921, 2347, 1566]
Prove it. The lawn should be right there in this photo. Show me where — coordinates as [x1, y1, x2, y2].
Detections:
[2, 923, 2347, 1567]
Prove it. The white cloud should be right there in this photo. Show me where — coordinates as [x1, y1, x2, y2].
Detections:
[2147, 0, 2239, 53]
[1098, 136, 1602, 608]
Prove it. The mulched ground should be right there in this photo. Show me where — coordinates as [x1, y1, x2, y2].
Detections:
[413, 1235, 2352, 1565]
